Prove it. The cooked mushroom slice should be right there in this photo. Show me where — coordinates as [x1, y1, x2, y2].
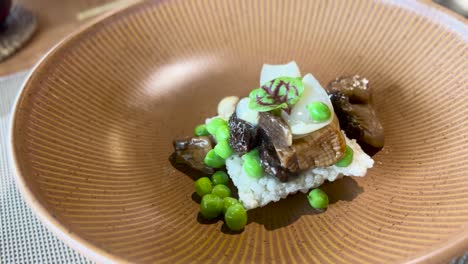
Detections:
[326, 75, 384, 155]
[228, 113, 259, 156]
[173, 136, 215, 174]
[257, 112, 346, 181]
[327, 75, 371, 104]
[258, 112, 292, 148]
[291, 116, 346, 170]
[257, 112, 297, 181]
[257, 129, 297, 182]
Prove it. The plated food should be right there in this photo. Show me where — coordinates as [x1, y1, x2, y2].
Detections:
[172, 61, 384, 231]
[10, 0, 467, 261]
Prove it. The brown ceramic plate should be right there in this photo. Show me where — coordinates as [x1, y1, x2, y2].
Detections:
[10, 0, 468, 263]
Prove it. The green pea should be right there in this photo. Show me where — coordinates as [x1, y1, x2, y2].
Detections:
[214, 140, 233, 159]
[206, 118, 227, 135]
[212, 171, 229, 186]
[200, 194, 224, 219]
[243, 159, 263, 178]
[194, 177, 212, 197]
[242, 149, 263, 178]
[223, 197, 240, 214]
[306, 102, 331, 122]
[212, 184, 232, 199]
[242, 148, 259, 160]
[224, 204, 247, 231]
[215, 125, 230, 141]
[307, 188, 329, 209]
[335, 145, 353, 167]
[194, 124, 210, 136]
[204, 149, 225, 168]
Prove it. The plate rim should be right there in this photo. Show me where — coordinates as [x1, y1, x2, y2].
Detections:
[9, 1, 147, 263]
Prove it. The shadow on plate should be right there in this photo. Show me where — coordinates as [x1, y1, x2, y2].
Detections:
[248, 177, 363, 231]
[170, 153, 364, 232]
[169, 153, 207, 181]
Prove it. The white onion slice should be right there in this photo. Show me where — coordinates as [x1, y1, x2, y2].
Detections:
[282, 73, 333, 135]
[235, 97, 259, 126]
[260, 61, 301, 85]
[258, 61, 332, 135]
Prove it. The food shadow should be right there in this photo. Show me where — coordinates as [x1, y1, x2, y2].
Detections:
[248, 177, 363, 231]
[170, 154, 364, 232]
[169, 153, 207, 181]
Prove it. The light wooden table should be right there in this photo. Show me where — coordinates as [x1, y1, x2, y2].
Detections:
[0, 0, 117, 76]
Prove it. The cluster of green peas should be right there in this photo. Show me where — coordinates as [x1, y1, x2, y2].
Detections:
[194, 118, 231, 168]
[193, 110, 354, 217]
[195, 172, 247, 231]
[194, 119, 248, 231]
[195, 118, 264, 178]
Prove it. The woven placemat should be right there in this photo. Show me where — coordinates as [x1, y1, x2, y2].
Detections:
[0, 71, 91, 263]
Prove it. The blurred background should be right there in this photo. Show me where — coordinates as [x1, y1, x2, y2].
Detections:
[0, 0, 466, 76]
[434, 0, 468, 17]
[0, 0, 136, 76]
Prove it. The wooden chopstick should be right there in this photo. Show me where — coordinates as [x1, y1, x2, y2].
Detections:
[76, 0, 137, 21]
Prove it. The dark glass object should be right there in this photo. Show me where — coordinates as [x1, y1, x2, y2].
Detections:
[0, 0, 11, 25]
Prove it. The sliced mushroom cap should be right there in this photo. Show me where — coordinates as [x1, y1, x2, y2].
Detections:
[258, 112, 292, 148]
[351, 104, 385, 149]
[327, 75, 371, 104]
[257, 112, 297, 178]
[257, 112, 346, 181]
[228, 113, 259, 156]
[326, 75, 384, 155]
[257, 129, 297, 182]
[173, 136, 215, 174]
[290, 116, 346, 170]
